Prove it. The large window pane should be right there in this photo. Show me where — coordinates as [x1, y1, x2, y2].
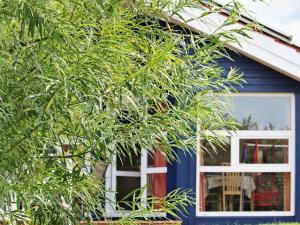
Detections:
[200, 138, 231, 166]
[240, 139, 289, 164]
[116, 176, 140, 210]
[224, 96, 291, 130]
[200, 172, 290, 212]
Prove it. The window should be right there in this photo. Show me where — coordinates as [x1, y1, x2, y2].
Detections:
[105, 149, 167, 217]
[196, 93, 295, 217]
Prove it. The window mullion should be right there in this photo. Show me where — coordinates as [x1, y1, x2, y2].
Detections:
[198, 164, 291, 173]
[105, 159, 116, 216]
[140, 149, 147, 208]
[145, 167, 167, 174]
[236, 130, 292, 138]
[289, 137, 295, 167]
[231, 135, 239, 167]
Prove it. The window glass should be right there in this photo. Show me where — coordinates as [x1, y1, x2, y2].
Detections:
[200, 172, 290, 212]
[116, 153, 140, 171]
[223, 96, 291, 130]
[200, 138, 231, 166]
[116, 176, 140, 210]
[147, 173, 167, 209]
[240, 139, 289, 164]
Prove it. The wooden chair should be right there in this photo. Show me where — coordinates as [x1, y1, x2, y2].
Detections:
[222, 171, 243, 211]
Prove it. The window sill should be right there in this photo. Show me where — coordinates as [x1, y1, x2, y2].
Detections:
[79, 221, 182, 225]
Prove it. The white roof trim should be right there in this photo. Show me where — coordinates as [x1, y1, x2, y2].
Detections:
[212, 0, 295, 43]
[169, 7, 300, 82]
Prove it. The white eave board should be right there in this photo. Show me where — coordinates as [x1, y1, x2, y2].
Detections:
[169, 7, 300, 82]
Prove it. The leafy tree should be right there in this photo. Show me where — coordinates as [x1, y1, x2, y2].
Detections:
[0, 0, 255, 224]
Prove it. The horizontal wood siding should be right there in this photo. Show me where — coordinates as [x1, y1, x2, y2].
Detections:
[170, 51, 300, 225]
[219, 52, 300, 93]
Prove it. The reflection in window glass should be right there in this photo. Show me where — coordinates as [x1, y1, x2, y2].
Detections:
[116, 176, 140, 210]
[199, 172, 290, 212]
[240, 139, 289, 164]
[222, 96, 291, 130]
[147, 173, 167, 209]
[201, 138, 231, 166]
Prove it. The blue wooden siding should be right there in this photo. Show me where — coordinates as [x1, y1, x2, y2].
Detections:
[167, 51, 300, 225]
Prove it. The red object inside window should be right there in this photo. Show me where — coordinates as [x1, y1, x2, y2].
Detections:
[253, 191, 279, 208]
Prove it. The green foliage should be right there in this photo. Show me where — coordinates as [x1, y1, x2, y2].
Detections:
[260, 224, 300, 225]
[0, 0, 255, 224]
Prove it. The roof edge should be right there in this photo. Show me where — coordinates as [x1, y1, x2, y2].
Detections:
[169, 7, 300, 82]
[211, 0, 300, 49]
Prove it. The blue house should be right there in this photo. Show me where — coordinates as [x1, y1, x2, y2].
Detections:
[170, 8, 300, 224]
[104, 6, 300, 225]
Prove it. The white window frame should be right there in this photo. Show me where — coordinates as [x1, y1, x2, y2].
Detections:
[105, 149, 167, 218]
[196, 93, 295, 217]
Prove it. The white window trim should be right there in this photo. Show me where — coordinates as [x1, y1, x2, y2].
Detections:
[105, 150, 167, 218]
[196, 93, 295, 217]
